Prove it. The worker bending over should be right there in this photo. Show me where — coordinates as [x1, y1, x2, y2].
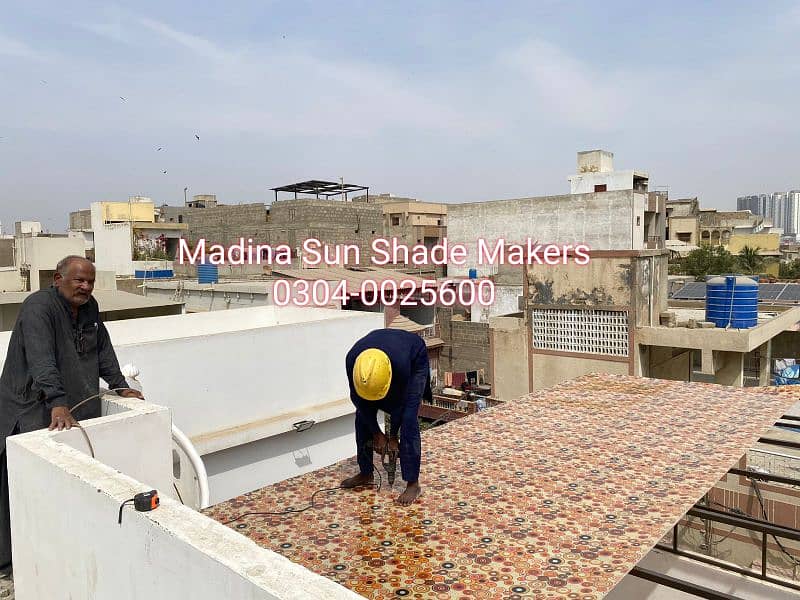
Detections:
[341, 328, 431, 505]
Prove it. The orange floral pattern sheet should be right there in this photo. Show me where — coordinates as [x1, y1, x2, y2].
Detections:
[204, 374, 798, 599]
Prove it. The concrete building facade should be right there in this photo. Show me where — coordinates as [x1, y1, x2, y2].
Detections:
[666, 197, 701, 245]
[380, 198, 447, 269]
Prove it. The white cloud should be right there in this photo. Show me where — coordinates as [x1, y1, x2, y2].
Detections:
[137, 16, 235, 63]
[0, 32, 48, 61]
[501, 39, 633, 131]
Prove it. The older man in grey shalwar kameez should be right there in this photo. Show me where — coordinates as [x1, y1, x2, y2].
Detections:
[0, 256, 143, 574]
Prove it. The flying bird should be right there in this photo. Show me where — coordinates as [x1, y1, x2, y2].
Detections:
[40, 80, 47, 84]
[156, 147, 163, 151]
[119, 96, 127, 101]
[162, 170, 167, 174]
[194, 134, 200, 140]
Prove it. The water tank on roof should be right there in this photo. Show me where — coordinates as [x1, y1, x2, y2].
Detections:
[468, 268, 478, 280]
[705, 275, 757, 328]
[197, 263, 219, 284]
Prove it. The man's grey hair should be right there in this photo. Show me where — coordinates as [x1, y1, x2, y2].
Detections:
[56, 255, 92, 276]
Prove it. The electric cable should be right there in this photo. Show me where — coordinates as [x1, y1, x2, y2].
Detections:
[117, 499, 135, 525]
[220, 458, 384, 525]
[173, 483, 185, 505]
[65, 387, 140, 458]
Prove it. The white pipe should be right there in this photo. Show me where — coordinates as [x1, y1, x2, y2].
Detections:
[120, 366, 210, 509]
[172, 424, 211, 509]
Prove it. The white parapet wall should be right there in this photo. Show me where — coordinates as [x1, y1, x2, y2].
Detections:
[7, 397, 362, 600]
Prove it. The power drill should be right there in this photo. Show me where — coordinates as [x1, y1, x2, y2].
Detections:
[382, 446, 399, 486]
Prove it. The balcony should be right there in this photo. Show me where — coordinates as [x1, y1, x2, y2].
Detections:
[646, 235, 663, 249]
[419, 391, 504, 423]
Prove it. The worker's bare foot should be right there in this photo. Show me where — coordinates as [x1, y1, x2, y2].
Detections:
[341, 473, 374, 489]
[396, 481, 422, 505]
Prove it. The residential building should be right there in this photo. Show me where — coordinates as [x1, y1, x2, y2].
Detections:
[666, 197, 700, 245]
[379, 197, 447, 272]
[15, 232, 86, 291]
[448, 150, 665, 281]
[70, 199, 188, 277]
[447, 151, 800, 392]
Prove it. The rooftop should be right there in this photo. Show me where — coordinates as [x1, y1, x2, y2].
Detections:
[271, 180, 369, 200]
[671, 282, 800, 305]
[0, 289, 183, 313]
[204, 374, 798, 599]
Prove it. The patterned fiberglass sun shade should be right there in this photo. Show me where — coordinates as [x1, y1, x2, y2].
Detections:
[204, 374, 799, 600]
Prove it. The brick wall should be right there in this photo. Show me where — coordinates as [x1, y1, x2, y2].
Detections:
[267, 199, 383, 265]
[69, 210, 92, 230]
[158, 203, 270, 248]
[437, 307, 491, 382]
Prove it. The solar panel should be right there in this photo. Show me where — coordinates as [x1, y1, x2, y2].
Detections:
[759, 283, 785, 300]
[672, 282, 706, 300]
[777, 284, 800, 302]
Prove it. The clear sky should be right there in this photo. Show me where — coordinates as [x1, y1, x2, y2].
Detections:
[1, 1, 799, 232]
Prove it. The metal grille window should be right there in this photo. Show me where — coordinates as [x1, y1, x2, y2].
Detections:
[532, 308, 628, 357]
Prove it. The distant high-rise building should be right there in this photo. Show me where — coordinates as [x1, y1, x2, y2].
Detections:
[772, 192, 787, 231]
[759, 193, 769, 217]
[787, 190, 800, 237]
[737, 195, 759, 214]
[737, 190, 795, 234]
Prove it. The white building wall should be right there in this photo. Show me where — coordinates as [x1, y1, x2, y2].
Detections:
[15, 236, 86, 290]
[68, 229, 94, 252]
[91, 202, 134, 276]
[470, 285, 522, 322]
[202, 414, 355, 505]
[0, 267, 25, 292]
[109, 307, 380, 501]
[7, 398, 361, 600]
[568, 170, 635, 194]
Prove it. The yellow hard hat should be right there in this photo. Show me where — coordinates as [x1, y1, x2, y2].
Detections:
[353, 348, 392, 401]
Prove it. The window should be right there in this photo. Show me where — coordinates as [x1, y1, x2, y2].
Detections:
[391, 214, 401, 226]
[532, 309, 628, 357]
[636, 216, 641, 226]
[178, 215, 183, 223]
[594, 184, 607, 192]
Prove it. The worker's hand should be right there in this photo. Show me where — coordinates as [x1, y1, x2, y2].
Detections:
[49, 406, 78, 431]
[373, 431, 388, 456]
[387, 436, 399, 456]
[118, 389, 144, 400]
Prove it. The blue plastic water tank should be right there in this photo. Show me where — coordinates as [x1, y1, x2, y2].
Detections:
[468, 268, 478, 279]
[705, 275, 758, 328]
[197, 263, 219, 284]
